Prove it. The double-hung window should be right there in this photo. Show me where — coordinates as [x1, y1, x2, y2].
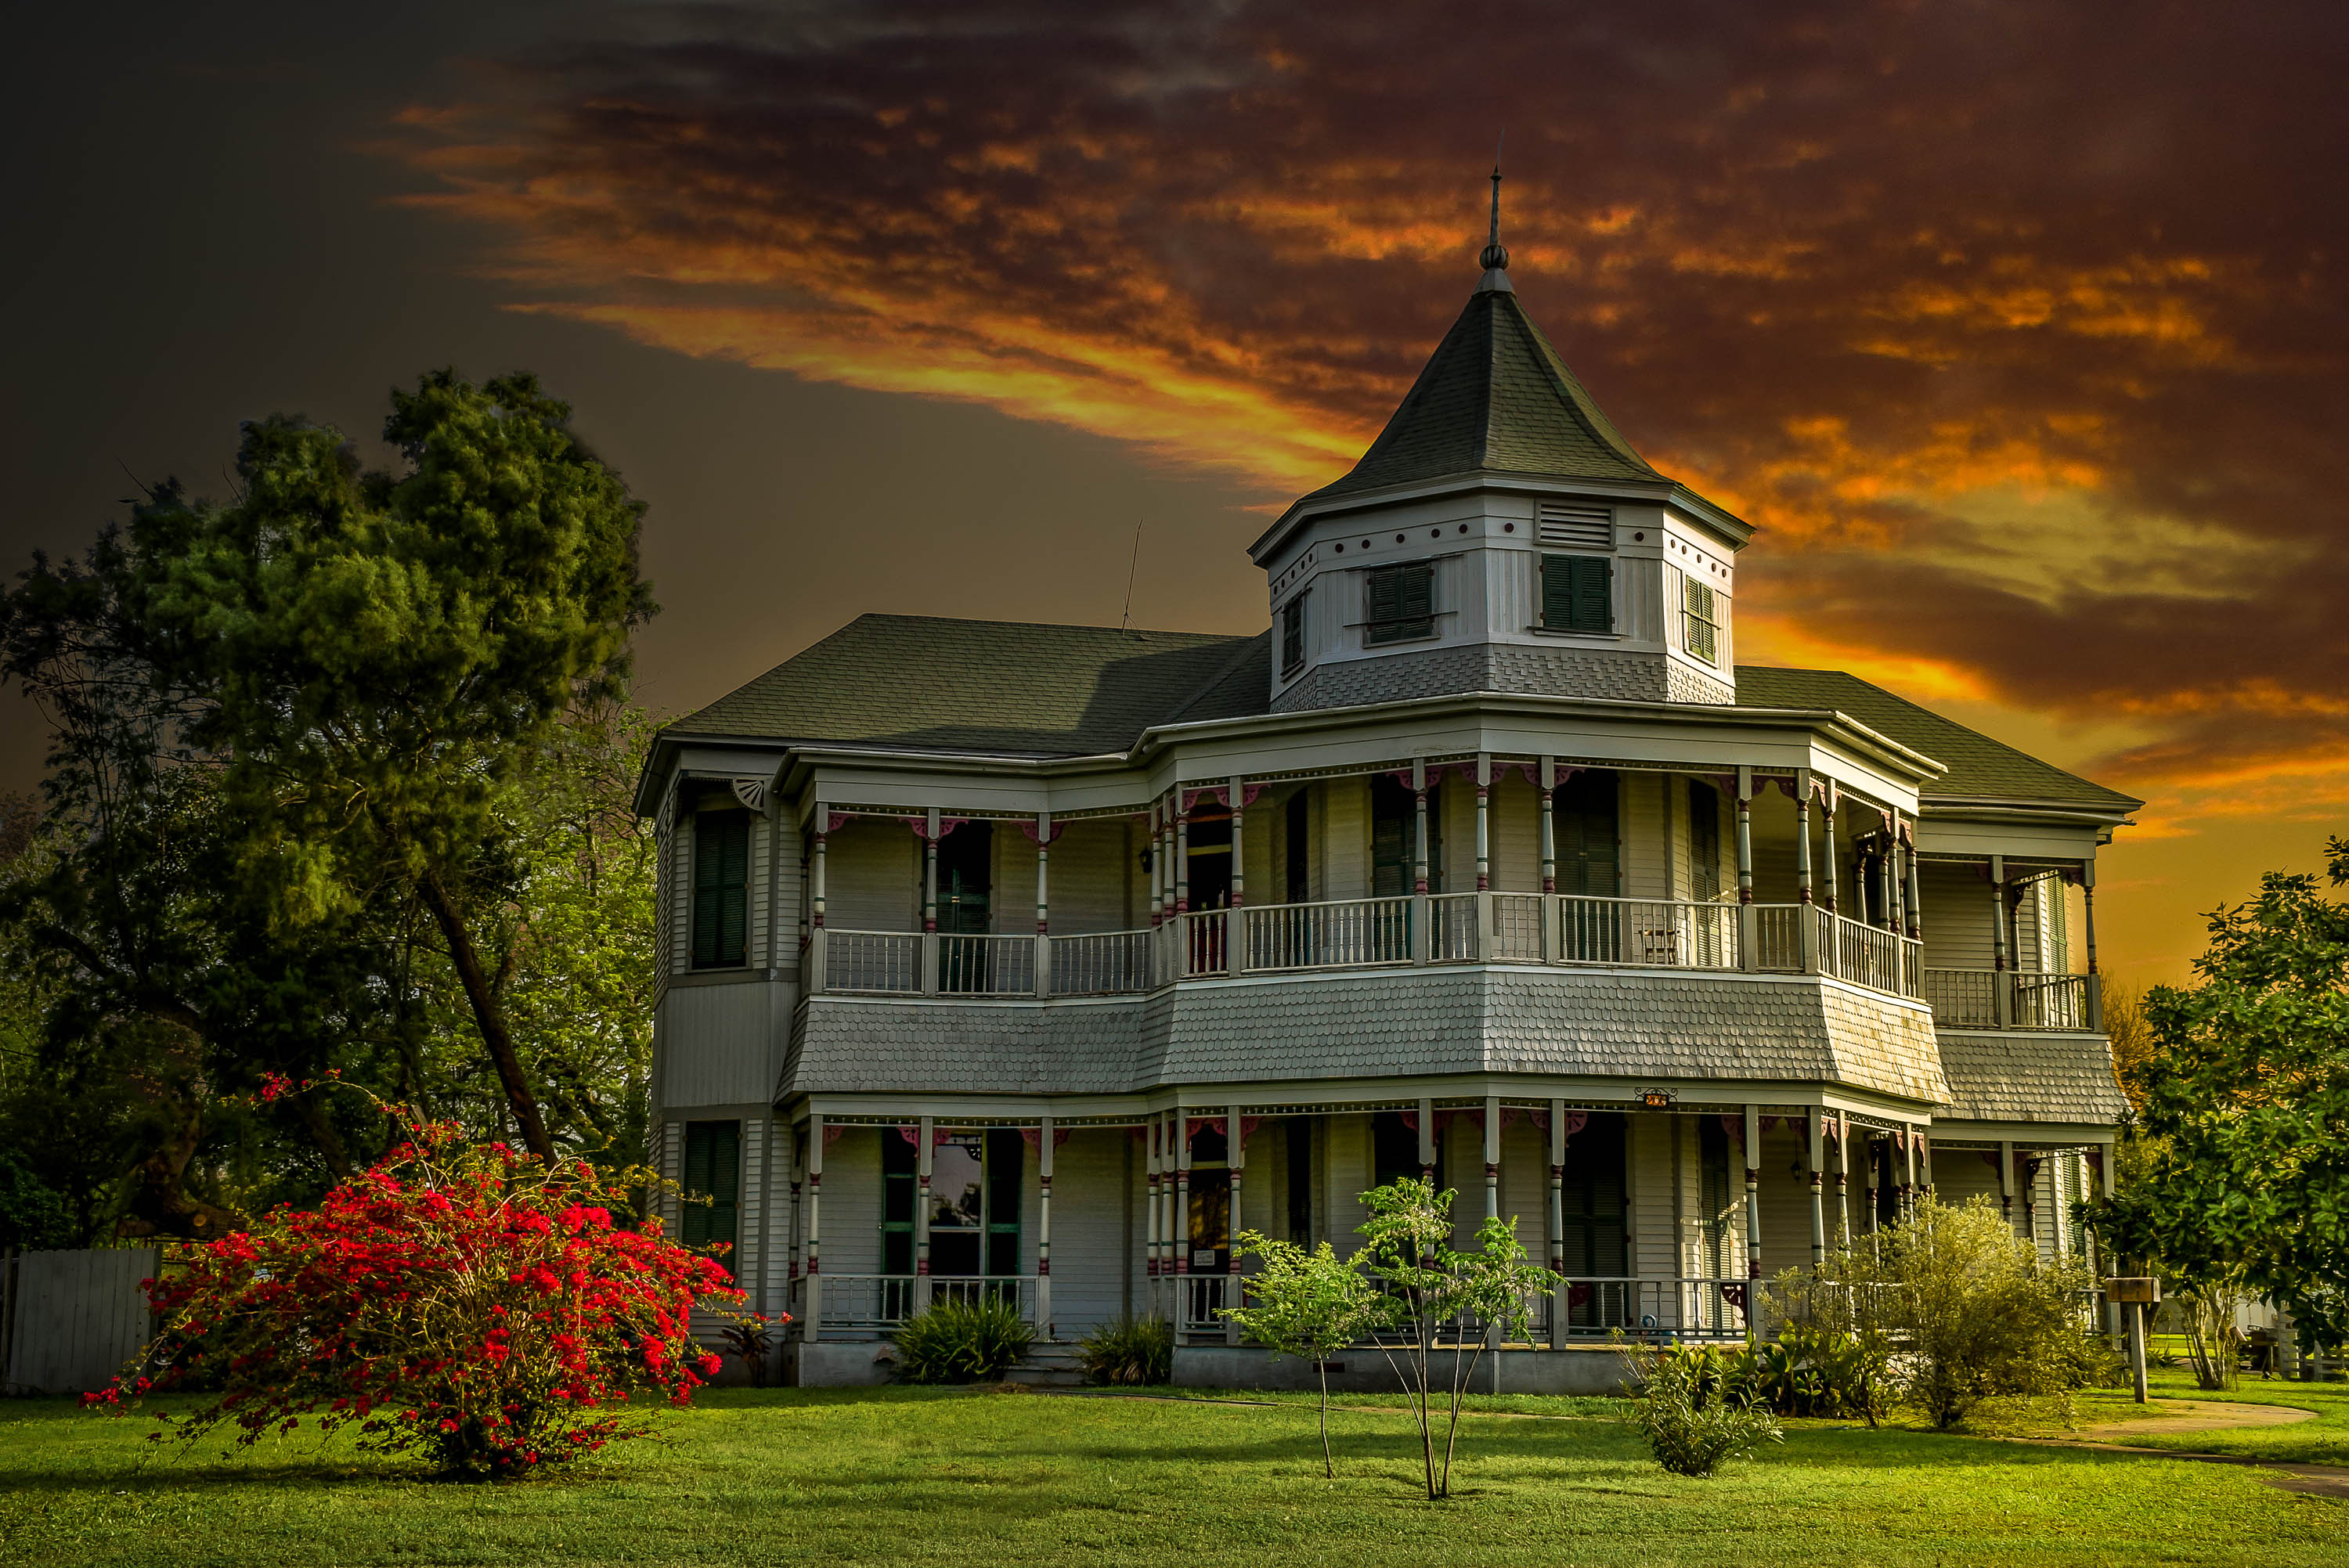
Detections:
[692, 809, 751, 968]
[1279, 592, 1308, 677]
[681, 1119, 740, 1248]
[1682, 575, 1720, 665]
[1364, 563, 1434, 644]
[1541, 553, 1613, 633]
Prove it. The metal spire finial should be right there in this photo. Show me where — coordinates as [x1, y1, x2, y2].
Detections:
[1477, 135, 1513, 292]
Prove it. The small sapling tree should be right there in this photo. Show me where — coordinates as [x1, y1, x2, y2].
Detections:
[1354, 1177, 1555, 1499]
[1221, 1231, 1386, 1476]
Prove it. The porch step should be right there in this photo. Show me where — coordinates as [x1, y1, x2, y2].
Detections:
[1005, 1342, 1088, 1387]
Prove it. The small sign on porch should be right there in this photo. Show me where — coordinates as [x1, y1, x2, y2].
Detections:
[1639, 1089, 1676, 1110]
[2105, 1278, 2160, 1303]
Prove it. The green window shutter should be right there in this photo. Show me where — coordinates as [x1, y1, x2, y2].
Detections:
[1281, 594, 1306, 676]
[1398, 564, 1431, 629]
[1366, 567, 1401, 633]
[1543, 555, 1612, 633]
[1684, 578, 1718, 664]
[1365, 564, 1434, 643]
[692, 811, 750, 968]
[682, 1119, 740, 1248]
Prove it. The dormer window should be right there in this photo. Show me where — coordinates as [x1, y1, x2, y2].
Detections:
[1364, 563, 1434, 644]
[1541, 553, 1613, 634]
[1682, 575, 1721, 665]
[1280, 592, 1308, 676]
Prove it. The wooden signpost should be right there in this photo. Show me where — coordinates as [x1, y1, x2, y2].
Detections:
[2107, 1278, 2160, 1403]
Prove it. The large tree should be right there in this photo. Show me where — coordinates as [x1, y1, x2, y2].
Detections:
[0, 371, 655, 1225]
[2088, 837, 2349, 1352]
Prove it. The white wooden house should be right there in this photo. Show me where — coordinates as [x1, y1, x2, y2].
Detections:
[635, 215, 2137, 1388]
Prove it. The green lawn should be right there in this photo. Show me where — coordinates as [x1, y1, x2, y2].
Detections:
[2057, 1366, 2349, 1466]
[2, 1382, 2340, 1568]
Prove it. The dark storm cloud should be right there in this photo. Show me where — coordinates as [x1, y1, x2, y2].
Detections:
[389, 0, 2349, 807]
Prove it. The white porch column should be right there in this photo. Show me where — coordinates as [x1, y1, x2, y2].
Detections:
[1164, 1111, 1182, 1313]
[1037, 1116, 1055, 1339]
[1863, 1135, 1880, 1235]
[1148, 802, 1164, 928]
[1226, 777, 1247, 975]
[1546, 1098, 1568, 1350]
[1144, 1118, 1161, 1298]
[1902, 824, 1923, 942]
[1174, 798, 1191, 914]
[1411, 759, 1431, 964]
[1832, 1113, 1852, 1245]
[1901, 1128, 1918, 1221]
[804, 1113, 824, 1343]
[920, 809, 941, 995]
[2098, 1144, 2119, 1337]
[1538, 757, 1559, 964]
[808, 806, 830, 993]
[1225, 1104, 1245, 1346]
[1807, 1110, 1827, 1267]
[1482, 1093, 1502, 1222]
[1820, 782, 1841, 914]
[1920, 1133, 1936, 1200]
[1034, 812, 1052, 999]
[1174, 1108, 1193, 1288]
[1474, 755, 1493, 958]
[1795, 773, 1813, 904]
[2082, 861, 2103, 1031]
[1735, 766, 1756, 971]
[1999, 1137, 2018, 1232]
[1741, 1105, 1763, 1282]
[1417, 1096, 1437, 1181]
[915, 1116, 935, 1308]
[1990, 854, 2012, 1027]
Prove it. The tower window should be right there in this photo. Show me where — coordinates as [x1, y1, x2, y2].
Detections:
[1280, 593, 1308, 676]
[1541, 553, 1613, 634]
[1683, 575, 1721, 665]
[1364, 563, 1434, 644]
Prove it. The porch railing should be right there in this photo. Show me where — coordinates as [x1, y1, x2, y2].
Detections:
[1051, 929, 1153, 996]
[791, 1273, 1041, 1339]
[939, 934, 1036, 996]
[1923, 968, 2098, 1031]
[815, 894, 1935, 1007]
[1243, 895, 1413, 971]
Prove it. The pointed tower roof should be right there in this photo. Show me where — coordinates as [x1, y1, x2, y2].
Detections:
[1301, 165, 1669, 503]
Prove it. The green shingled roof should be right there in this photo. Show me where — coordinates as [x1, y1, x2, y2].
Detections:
[1304, 285, 1667, 502]
[671, 615, 2137, 814]
[670, 614, 1266, 757]
[1734, 666, 2140, 813]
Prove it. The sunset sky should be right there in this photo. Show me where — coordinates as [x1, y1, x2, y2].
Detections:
[7, 2, 2347, 986]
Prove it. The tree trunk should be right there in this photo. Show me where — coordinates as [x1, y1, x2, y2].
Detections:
[418, 869, 554, 1159]
[1318, 1362, 1333, 1478]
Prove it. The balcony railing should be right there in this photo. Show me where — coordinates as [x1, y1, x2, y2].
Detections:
[814, 891, 1938, 1006]
[1924, 968, 2098, 1031]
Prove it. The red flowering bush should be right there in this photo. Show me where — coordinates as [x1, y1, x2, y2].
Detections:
[89, 1104, 756, 1479]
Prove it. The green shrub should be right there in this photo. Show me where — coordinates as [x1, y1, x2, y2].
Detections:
[1077, 1315, 1173, 1386]
[1624, 1341, 1784, 1476]
[889, 1294, 1034, 1384]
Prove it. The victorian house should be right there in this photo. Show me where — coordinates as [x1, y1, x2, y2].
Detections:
[636, 203, 2137, 1389]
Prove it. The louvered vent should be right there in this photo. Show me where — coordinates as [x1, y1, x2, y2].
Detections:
[1536, 502, 1613, 550]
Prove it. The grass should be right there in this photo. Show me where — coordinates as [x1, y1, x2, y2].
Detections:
[2044, 1365, 2349, 1466]
[2, 1382, 2340, 1568]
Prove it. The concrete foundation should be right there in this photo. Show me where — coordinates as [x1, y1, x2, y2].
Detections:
[784, 1339, 897, 1387]
[1172, 1344, 1632, 1396]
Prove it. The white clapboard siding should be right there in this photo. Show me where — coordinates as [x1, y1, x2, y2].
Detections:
[1755, 1123, 1814, 1273]
[658, 982, 778, 1108]
[1623, 770, 1668, 901]
[1322, 777, 1370, 900]
[1492, 773, 1540, 892]
[825, 820, 920, 933]
[1050, 1128, 1131, 1336]
[823, 1128, 883, 1276]
[1323, 1113, 1373, 1260]
[1629, 1115, 1678, 1280]
[1049, 819, 1135, 934]
[4, 1248, 159, 1396]
[1499, 1119, 1546, 1240]
[1919, 862, 1997, 969]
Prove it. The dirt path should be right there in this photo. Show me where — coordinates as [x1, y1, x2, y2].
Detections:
[1046, 1389, 2349, 1499]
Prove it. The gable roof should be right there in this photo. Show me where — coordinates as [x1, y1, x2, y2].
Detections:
[668, 613, 1265, 758]
[1734, 666, 2141, 813]
[1302, 286, 1667, 503]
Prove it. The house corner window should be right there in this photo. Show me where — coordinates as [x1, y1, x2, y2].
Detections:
[692, 809, 751, 968]
[681, 1119, 740, 1248]
[1683, 575, 1720, 665]
[1280, 593, 1308, 677]
[1364, 563, 1434, 644]
[1541, 553, 1613, 634]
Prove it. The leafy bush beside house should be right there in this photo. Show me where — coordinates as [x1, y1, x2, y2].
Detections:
[889, 1294, 1034, 1384]
[1076, 1315, 1172, 1386]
